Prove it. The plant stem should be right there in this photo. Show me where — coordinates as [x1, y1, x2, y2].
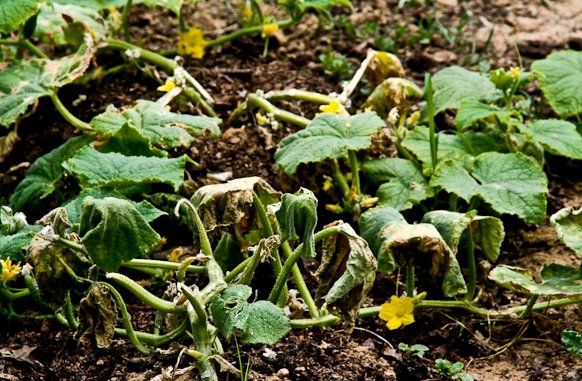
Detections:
[121, 0, 133, 42]
[22, 39, 48, 58]
[406, 266, 415, 296]
[224, 257, 253, 283]
[520, 294, 539, 318]
[50, 93, 93, 132]
[176, 199, 213, 258]
[115, 317, 189, 346]
[331, 159, 350, 197]
[0, 288, 30, 301]
[231, 94, 310, 127]
[465, 227, 477, 301]
[63, 291, 79, 330]
[264, 89, 337, 105]
[424, 73, 438, 171]
[347, 150, 361, 197]
[206, 18, 294, 48]
[121, 259, 206, 273]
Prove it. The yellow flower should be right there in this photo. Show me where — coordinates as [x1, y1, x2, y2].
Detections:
[169, 247, 184, 262]
[379, 295, 415, 330]
[1, 258, 22, 284]
[240, 1, 252, 21]
[178, 27, 209, 59]
[319, 101, 346, 114]
[361, 197, 379, 208]
[157, 79, 176, 92]
[322, 178, 333, 191]
[261, 23, 279, 38]
[509, 66, 521, 80]
[255, 112, 268, 124]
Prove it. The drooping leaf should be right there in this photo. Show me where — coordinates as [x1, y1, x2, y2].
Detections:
[550, 206, 582, 257]
[0, 0, 42, 33]
[402, 126, 503, 172]
[562, 331, 582, 356]
[91, 100, 220, 150]
[432, 66, 499, 113]
[35, 2, 106, 46]
[62, 187, 166, 227]
[0, 206, 40, 261]
[65, 146, 188, 191]
[0, 39, 94, 127]
[518, 120, 582, 160]
[99, 122, 167, 157]
[430, 152, 548, 224]
[422, 210, 504, 262]
[489, 264, 582, 297]
[532, 50, 582, 118]
[210, 284, 291, 345]
[192, 177, 281, 236]
[10, 135, 94, 212]
[275, 112, 385, 175]
[275, 188, 318, 257]
[359, 206, 467, 296]
[79, 197, 161, 271]
[314, 221, 377, 325]
[455, 100, 511, 130]
[365, 51, 405, 88]
[78, 284, 117, 349]
[364, 78, 423, 117]
[213, 232, 243, 272]
[362, 157, 434, 210]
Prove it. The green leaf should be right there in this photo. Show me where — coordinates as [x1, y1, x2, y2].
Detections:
[359, 206, 466, 296]
[0, 226, 41, 261]
[192, 177, 281, 236]
[402, 126, 503, 172]
[364, 78, 423, 117]
[0, 40, 94, 127]
[275, 112, 385, 175]
[210, 284, 291, 345]
[432, 66, 499, 113]
[519, 119, 582, 160]
[532, 50, 582, 118]
[550, 206, 582, 257]
[35, 2, 106, 46]
[422, 210, 504, 262]
[455, 100, 511, 130]
[275, 188, 318, 257]
[78, 284, 117, 349]
[315, 221, 377, 324]
[100, 123, 167, 157]
[213, 232, 243, 272]
[0, 0, 41, 33]
[10, 135, 93, 211]
[430, 152, 548, 224]
[63, 187, 166, 227]
[281, 0, 351, 17]
[65, 146, 188, 191]
[362, 157, 434, 210]
[138, 0, 183, 14]
[79, 196, 161, 271]
[91, 100, 220, 150]
[562, 330, 582, 356]
[489, 264, 582, 297]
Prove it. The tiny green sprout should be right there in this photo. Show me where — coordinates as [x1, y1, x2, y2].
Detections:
[398, 342, 429, 358]
[319, 49, 353, 79]
[435, 359, 474, 381]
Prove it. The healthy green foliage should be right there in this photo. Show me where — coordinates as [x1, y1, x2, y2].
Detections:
[430, 152, 548, 224]
[550, 206, 582, 256]
[398, 342, 429, 358]
[319, 50, 353, 78]
[79, 197, 161, 271]
[455, 100, 511, 130]
[91, 100, 221, 150]
[65, 146, 189, 191]
[432, 66, 499, 113]
[0, 207, 40, 261]
[275, 112, 385, 175]
[562, 330, 582, 356]
[210, 285, 291, 345]
[489, 264, 582, 297]
[435, 359, 474, 381]
[275, 188, 318, 257]
[362, 157, 434, 210]
[10, 135, 94, 211]
[0, 0, 41, 34]
[518, 120, 582, 160]
[532, 50, 582, 118]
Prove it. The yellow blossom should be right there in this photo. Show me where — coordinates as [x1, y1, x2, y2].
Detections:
[255, 112, 268, 124]
[157, 79, 176, 92]
[240, 2, 252, 21]
[261, 23, 279, 38]
[169, 247, 184, 262]
[325, 204, 344, 214]
[319, 101, 346, 114]
[509, 66, 521, 80]
[379, 295, 415, 330]
[322, 178, 333, 191]
[178, 27, 209, 59]
[361, 197, 379, 208]
[1, 258, 22, 284]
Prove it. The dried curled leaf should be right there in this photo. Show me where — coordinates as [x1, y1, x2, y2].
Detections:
[315, 221, 377, 326]
[489, 264, 582, 297]
[366, 51, 405, 88]
[364, 78, 423, 118]
[550, 206, 582, 257]
[275, 188, 318, 257]
[78, 284, 117, 349]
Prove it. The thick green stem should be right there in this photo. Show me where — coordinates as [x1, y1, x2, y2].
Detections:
[106, 273, 186, 313]
[424, 73, 438, 171]
[63, 291, 79, 330]
[115, 317, 189, 346]
[406, 266, 415, 297]
[234, 94, 310, 127]
[207, 18, 294, 48]
[224, 257, 253, 283]
[264, 89, 337, 105]
[0, 288, 30, 301]
[176, 200, 213, 258]
[465, 227, 477, 301]
[347, 150, 361, 197]
[331, 159, 350, 197]
[121, 259, 206, 273]
[50, 93, 93, 132]
[121, 0, 133, 41]
[520, 294, 539, 318]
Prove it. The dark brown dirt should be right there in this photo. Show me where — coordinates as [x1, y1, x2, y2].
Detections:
[1, 0, 581, 380]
